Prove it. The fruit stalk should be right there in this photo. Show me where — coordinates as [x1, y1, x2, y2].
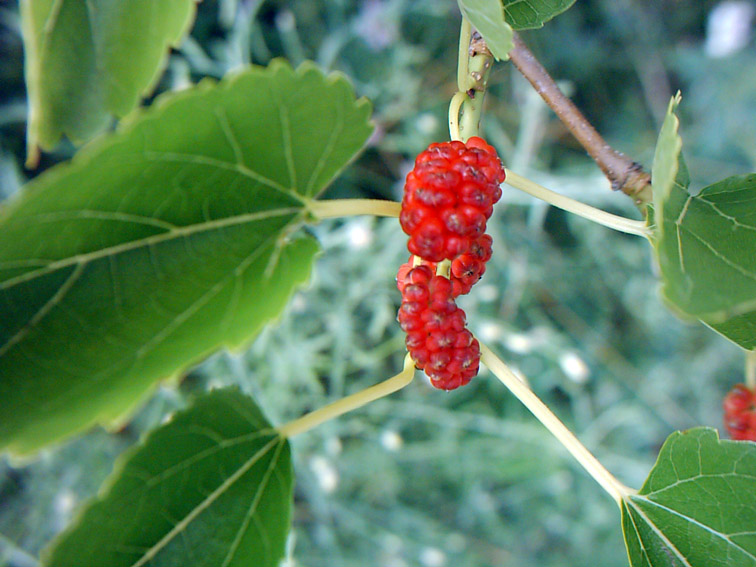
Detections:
[277, 354, 415, 438]
[480, 342, 634, 505]
[308, 198, 401, 220]
[504, 169, 651, 238]
[450, 18, 495, 142]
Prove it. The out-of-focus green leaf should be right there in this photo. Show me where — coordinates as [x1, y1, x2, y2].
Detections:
[622, 428, 756, 567]
[457, 0, 514, 60]
[0, 61, 373, 455]
[651, 93, 683, 227]
[43, 388, 293, 567]
[650, 93, 756, 349]
[501, 0, 576, 30]
[20, 0, 199, 162]
[653, 170, 756, 350]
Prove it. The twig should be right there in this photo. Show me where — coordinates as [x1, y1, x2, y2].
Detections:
[508, 33, 652, 206]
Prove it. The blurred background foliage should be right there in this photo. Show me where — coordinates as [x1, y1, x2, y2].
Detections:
[0, 0, 753, 566]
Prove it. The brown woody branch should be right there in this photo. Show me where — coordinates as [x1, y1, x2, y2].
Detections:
[508, 33, 652, 206]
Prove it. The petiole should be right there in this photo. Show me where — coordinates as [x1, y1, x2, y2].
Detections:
[504, 169, 652, 238]
[278, 354, 415, 438]
[308, 198, 401, 220]
[479, 341, 635, 505]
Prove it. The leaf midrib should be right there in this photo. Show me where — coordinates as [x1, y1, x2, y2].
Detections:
[629, 494, 756, 563]
[129, 435, 286, 567]
[1, 227, 295, 425]
[0, 206, 304, 291]
[624, 497, 694, 567]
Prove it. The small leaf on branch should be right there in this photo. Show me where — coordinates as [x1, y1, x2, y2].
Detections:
[20, 0, 199, 163]
[457, 0, 514, 60]
[621, 428, 756, 567]
[0, 60, 374, 455]
[501, 0, 577, 30]
[42, 388, 293, 567]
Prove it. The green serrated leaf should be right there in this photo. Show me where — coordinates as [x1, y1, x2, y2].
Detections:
[650, 92, 756, 349]
[42, 387, 293, 567]
[0, 61, 374, 455]
[457, 0, 514, 60]
[501, 0, 576, 30]
[621, 428, 756, 567]
[20, 0, 199, 162]
[653, 171, 756, 350]
[651, 93, 683, 230]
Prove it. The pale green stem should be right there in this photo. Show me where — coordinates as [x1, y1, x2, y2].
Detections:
[457, 18, 473, 91]
[449, 17, 494, 142]
[448, 92, 466, 141]
[459, 45, 494, 141]
[504, 169, 652, 238]
[308, 198, 401, 220]
[479, 341, 635, 505]
[449, 16, 471, 142]
[746, 350, 756, 390]
[278, 354, 415, 438]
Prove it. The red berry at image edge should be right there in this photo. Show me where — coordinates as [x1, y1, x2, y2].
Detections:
[723, 383, 756, 441]
[400, 137, 505, 263]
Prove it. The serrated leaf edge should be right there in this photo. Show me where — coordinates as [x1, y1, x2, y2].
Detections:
[457, 0, 515, 60]
[1, 59, 371, 455]
[651, 92, 683, 236]
[622, 498, 694, 567]
[503, 0, 577, 30]
[622, 428, 756, 566]
[21, 0, 201, 161]
[4, 60, 372, 224]
[41, 387, 291, 567]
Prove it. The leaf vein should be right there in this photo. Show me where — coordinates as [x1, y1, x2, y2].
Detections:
[625, 498, 694, 567]
[142, 429, 277, 490]
[304, 93, 344, 196]
[215, 106, 245, 166]
[142, 150, 304, 203]
[276, 100, 297, 190]
[129, 436, 281, 567]
[625, 503, 653, 566]
[696, 195, 756, 232]
[0, 207, 302, 291]
[631, 495, 756, 562]
[0, 262, 84, 358]
[221, 438, 286, 567]
[644, 471, 756, 497]
[676, 221, 756, 281]
[134, 235, 277, 360]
